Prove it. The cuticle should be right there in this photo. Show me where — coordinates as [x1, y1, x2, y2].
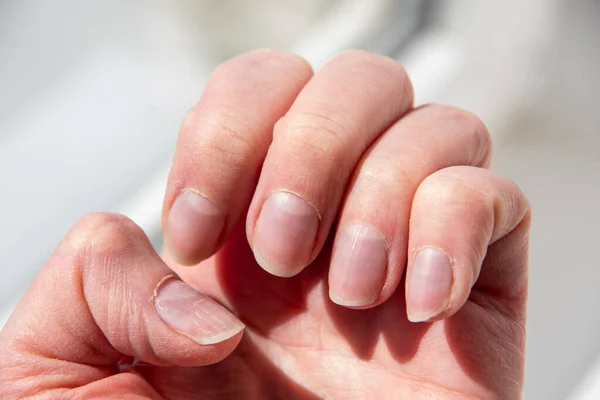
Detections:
[149, 274, 179, 305]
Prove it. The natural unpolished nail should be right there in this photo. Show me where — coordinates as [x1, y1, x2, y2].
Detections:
[167, 189, 225, 264]
[253, 191, 320, 277]
[329, 223, 388, 307]
[154, 278, 244, 344]
[407, 247, 453, 322]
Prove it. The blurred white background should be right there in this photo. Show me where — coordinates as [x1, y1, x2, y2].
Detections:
[1, 1, 599, 398]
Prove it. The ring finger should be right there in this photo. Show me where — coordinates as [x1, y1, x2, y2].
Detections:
[328, 104, 493, 308]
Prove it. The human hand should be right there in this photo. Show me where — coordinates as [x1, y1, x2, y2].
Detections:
[0, 50, 530, 399]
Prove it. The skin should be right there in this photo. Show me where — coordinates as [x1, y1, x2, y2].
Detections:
[0, 50, 531, 399]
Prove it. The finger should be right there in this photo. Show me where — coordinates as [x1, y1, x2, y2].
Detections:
[163, 49, 313, 265]
[247, 50, 414, 277]
[405, 166, 531, 322]
[328, 105, 492, 307]
[0, 213, 244, 396]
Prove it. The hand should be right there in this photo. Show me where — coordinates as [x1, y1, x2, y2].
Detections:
[0, 50, 530, 399]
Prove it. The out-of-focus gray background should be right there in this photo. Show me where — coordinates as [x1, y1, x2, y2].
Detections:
[1, 1, 598, 398]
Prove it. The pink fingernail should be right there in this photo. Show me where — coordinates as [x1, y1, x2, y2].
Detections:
[329, 224, 388, 307]
[253, 191, 320, 277]
[167, 189, 225, 264]
[154, 279, 244, 345]
[407, 247, 453, 323]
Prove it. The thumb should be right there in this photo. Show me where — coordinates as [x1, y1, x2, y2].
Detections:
[0, 213, 244, 397]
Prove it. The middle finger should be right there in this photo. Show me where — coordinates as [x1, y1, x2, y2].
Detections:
[247, 50, 414, 277]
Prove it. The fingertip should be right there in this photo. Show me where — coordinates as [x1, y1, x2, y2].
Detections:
[252, 247, 304, 278]
[328, 291, 379, 309]
[163, 49, 317, 268]
[198, 326, 245, 346]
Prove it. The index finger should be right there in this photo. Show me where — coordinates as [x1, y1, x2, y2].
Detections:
[162, 49, 313, 265]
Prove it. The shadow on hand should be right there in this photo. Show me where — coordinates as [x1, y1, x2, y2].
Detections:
[204, 219, 527, 399]
[324, 273, 432, 363]
[216, 222, 431, 365]
[215, 222, 324, 334]
[444, 293, 526, 397]
[137, 339, 323, 400]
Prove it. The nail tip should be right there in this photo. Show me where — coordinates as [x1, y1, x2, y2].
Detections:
[407, 310, 440, 323]
[253, 248, 303, 278]
[407, 314, 428, 323]
[329, 292, 377, 308]
[154, 279, 246, 346]
[166, 247, 204, 267]
[193, 325, 245, 345]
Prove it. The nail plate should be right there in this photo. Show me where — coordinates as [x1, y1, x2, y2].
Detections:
[253, 191, 320, 277]
[329, 224, 388, 307]
[167, 189, 225, 264]
[407, 247, 453, 322]
[154, 279, 244, 345]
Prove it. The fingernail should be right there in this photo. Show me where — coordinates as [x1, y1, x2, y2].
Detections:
[407, 247, 453, 323]
[167, 189, 225, 265]
[329, 224, 388, 307]
[253, 191, 320, 277]
[154, 279, 244, 345]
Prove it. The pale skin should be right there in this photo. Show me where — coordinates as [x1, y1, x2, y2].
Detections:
[0, 50, 531, 399]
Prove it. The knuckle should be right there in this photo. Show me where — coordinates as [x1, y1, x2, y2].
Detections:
[335, 49, 384, 65]
[419, 167, 532, 241]
[56, 214, 146, 336]
[277, 112, 353, 162]
[215, 48, 311, 78]
[493, 174, 532, 235]
[247, 48, 310, 66]
[428, 105, 492, 164]
[61, 213, 141, 263]
[360, 156, 416, 189]
[332, 50, 412, 91]
[180, 107, 198, 134]
[433, 105, 488, 137]
[335, 50, 401, 73]
[191, 105, 260, 169]
[420, 170, 487, 208]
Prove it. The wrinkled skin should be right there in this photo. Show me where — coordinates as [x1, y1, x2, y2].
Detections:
[0, 49, 530, 400]
[159, 220, 529, 399]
